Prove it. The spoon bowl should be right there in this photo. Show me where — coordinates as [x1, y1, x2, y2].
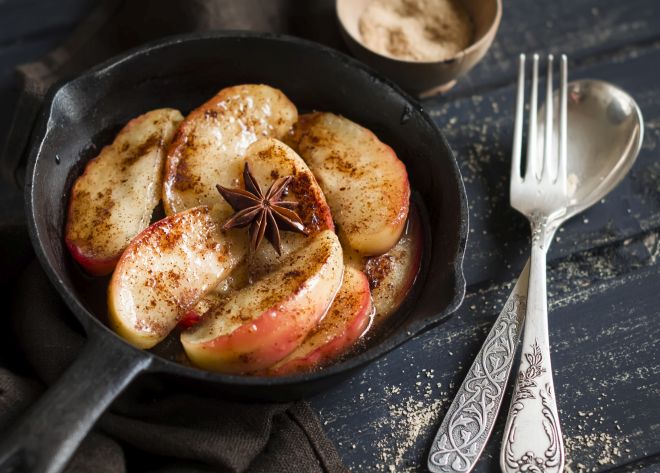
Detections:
[539, 79, 643, 224]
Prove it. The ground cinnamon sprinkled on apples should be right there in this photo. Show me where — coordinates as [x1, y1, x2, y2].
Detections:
[288, 171, 328, 232]
[119, 133, 161, 169]
[172, 158, 200, 192]
[365, 254, 394, 289]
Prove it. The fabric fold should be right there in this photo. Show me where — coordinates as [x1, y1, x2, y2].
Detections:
[3, 258, 347, 473]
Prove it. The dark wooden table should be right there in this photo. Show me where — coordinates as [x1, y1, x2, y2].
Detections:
[1, 1, 659, 472]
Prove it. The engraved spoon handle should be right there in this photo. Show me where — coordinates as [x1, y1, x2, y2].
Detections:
[427, 263, 530, 473]
[500, 235, 565, 473]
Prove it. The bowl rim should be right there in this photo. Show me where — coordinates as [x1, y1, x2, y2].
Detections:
[25, 30, 468, 388]
[335, 0, 503, 65]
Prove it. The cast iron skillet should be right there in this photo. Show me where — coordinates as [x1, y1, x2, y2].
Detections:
[0, 32, 468, 473]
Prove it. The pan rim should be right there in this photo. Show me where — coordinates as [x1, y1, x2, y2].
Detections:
[25, 30, 468, 388]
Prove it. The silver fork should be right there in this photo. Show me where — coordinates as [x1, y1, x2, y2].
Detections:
[500, 54, 568, 473]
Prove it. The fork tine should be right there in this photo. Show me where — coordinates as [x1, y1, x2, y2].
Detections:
[543, 55, 554, 180]
[558, 54, 568, 187]
[511, 54, 525, 181]
[525, 54, 540, 180]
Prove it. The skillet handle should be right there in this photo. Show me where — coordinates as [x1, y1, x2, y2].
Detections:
[0, 334, 151, 473]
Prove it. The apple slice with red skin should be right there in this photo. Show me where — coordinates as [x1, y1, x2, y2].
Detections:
[65, 108, 183, 275]
[180, 230, 344, 374]
[108, 206, 247, 349]
[263, 265, 374, 376]
[288, 112, 410, 256]
[243, 138, 334, 279]
[180, 137, 334, 324]
[162, 84, 297, 216]
[364, 204, 423, 321]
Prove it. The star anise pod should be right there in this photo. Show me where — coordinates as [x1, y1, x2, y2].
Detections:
[216, 163, 308, 255]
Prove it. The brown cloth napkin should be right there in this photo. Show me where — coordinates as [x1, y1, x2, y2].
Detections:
[0, 1, 349, 471]
[1, 256, 347, 473]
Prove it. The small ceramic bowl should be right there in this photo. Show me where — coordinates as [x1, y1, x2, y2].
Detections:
[336, 0, 502, 96]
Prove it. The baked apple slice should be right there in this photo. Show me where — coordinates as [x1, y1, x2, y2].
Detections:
[243, 138, 334, 278]
[289, 112, 410, 255]
[265, 265, 373, 376]
[162, 84, 297, 216]
[365, 205, 423, 320]
[65, 108, 183, 275]
[179, 137, 336, 329]
[108, 206, 247, 349]
[181, 230, 344, 374]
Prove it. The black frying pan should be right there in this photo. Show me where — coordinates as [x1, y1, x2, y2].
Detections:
[0, 32, 468, 473]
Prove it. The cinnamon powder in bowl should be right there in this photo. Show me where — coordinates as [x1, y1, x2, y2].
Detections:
[336, 0, 502, 95]
[358, 0, 474, 62]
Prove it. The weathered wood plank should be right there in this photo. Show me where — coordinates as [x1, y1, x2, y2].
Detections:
[447, 0, 660, 97]
[0, 0, 94, 44]
[310, 226, 660, 472]
[427, 42, 660, 288]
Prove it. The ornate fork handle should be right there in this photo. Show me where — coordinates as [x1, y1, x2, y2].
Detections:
[500, 220, 565, 473]
[427, 264, 529, 473]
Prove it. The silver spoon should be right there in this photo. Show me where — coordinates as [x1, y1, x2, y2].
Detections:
[427, 79, 643, 473]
